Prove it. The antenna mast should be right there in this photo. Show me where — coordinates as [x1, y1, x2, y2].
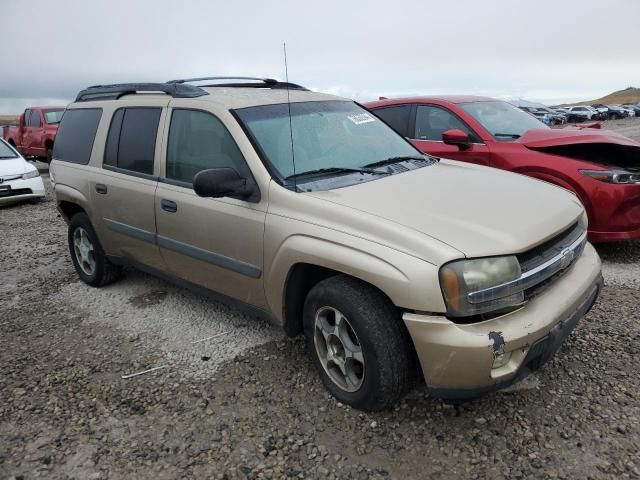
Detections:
[283, 42, 296, 189]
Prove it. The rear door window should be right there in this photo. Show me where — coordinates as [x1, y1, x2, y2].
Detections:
[373, 105, 411, 137]
[104, 108, 161, 176]
[52, 108, 102, 164]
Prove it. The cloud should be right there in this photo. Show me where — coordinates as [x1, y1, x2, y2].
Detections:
[1, 0, 638, 113]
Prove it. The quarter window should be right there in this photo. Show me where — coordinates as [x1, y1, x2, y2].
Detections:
[104, 108, 161, 175]
[414, 105, 477, 142]
[166, 109, 249, 184]
[52, 108, 102, 165]
[372, 105, 411, 137]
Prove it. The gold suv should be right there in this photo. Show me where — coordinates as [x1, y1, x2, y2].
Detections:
[51, 77, 603, 410]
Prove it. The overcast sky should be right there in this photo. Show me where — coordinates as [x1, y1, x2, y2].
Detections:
[1, 0, 638, 114]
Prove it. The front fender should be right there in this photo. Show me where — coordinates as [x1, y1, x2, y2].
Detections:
[264, 229, 446, 324]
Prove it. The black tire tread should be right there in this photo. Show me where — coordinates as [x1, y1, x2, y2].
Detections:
[68, 213, 121, 287]
[303, 275, 417, 411]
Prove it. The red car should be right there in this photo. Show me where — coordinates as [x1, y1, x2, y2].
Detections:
[365, 96, 640, 242]
[2, 106, 65, 163]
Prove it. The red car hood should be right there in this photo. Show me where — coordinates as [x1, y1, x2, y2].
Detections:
[516, 128, 640, 148]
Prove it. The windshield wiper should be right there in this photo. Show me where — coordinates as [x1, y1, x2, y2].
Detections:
[493, 133, 521, 138]
[0, 156, 18, 159]
[362, 155, 427, 169]
[284, 167, 389, 181]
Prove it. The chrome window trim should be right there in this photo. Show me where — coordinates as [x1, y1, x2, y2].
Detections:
[467, 231, 587, 304]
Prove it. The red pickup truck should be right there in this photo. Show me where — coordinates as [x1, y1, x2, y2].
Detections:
[2, 106, 65, 163]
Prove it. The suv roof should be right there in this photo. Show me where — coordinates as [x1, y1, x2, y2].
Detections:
[72, 77, 345, 109]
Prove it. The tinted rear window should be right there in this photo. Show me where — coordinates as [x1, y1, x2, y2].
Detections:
[52, 108, 102, 164]
[104, 107, 160, 175]
[372, 105, 412, 137]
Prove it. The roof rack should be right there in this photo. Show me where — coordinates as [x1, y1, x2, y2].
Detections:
[166, 76, 308, 91]
[75, 82, 209, 102]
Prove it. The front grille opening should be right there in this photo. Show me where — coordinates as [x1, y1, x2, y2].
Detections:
[517, 221, 583, 273]
[0, 188, 32, 198]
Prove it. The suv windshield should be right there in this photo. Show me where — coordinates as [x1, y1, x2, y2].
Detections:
[44, 109, 65, 124]
[0, 140, 18, 159]
[460, 100, 547, 141]
[235, 101, 425, 189]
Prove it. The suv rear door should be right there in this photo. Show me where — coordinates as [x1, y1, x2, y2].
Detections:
[90, 101, 168, 270]
[154, 101, 267, 308]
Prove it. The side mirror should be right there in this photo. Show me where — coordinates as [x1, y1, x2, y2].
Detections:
[442, 129, 471, 150]
[193, 167, 259, 202]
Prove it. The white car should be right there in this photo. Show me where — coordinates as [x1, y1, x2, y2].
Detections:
[566, 105, 599, 120]
[619, 105, 636, 117]
[0, 137, 45, 205]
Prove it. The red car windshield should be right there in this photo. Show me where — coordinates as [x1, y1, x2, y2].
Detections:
[460, 100, 548, 141]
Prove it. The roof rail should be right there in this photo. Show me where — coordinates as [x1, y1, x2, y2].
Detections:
[166, 76, 308, 91]
[75, 82, 209, 102]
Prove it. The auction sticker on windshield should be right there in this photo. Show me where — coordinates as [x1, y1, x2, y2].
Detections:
[347, 113, 376, 125]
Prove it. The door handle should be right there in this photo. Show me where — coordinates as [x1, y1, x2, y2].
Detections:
[95, 183, 107, 194]
[161, 199, 177, 213]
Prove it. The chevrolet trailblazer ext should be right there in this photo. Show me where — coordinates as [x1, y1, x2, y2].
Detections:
[51, 78, 602, 411]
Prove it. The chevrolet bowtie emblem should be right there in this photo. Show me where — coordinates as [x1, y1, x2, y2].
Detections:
[559, 247, 574, 269]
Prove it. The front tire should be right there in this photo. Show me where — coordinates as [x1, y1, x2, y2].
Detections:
[68, 213, 121, 287]
[303, 275, 417, 411]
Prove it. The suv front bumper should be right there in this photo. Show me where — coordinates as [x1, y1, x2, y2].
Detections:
[403, 242, 602, 400]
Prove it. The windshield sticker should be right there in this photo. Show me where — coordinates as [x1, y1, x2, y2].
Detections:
[347, 113, 376, 125]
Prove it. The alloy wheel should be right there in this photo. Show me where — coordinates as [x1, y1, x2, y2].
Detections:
[313, 306, 365, 392]
[73, 227, 96, 276]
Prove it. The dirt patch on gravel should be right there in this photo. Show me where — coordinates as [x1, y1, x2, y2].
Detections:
[1, 173, 639, 479]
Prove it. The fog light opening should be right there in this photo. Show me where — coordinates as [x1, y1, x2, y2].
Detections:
[492, 351, 512, 369]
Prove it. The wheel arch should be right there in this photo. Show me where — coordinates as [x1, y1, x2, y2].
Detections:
[268, 235, 423, 337]
[55, 184, 92, 224]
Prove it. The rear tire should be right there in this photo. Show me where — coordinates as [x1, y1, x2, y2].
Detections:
[68, 213, 121, 287]
[303, 275, 417, 411]
[46, 147, 52, 164]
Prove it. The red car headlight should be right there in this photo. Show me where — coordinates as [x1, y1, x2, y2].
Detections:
[580, 169, 640, 185]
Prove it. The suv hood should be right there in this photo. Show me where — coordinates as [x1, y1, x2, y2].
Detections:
[516, 127, 640, 148]
[307, 160, 583, 258]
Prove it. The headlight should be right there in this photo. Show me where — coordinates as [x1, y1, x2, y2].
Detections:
[579, 210, 588, 231]
[440, 256, 523, 317]
[22, 169, 40, 180]
[580, 168, 640, 184]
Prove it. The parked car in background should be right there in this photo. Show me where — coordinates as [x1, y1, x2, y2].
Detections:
[566, 106, 599, 121]
[0, 137, 45, 205]
[606, 104, 628, 119]
[618, 105, 636, 117]
[2, 106, 65, 163]
[519, 106, 550, 124]
[51, 78, 603, 410]
[366, 96, 640, 242]
[536, 106, 567, 125]
[591, 104, 610, 119]
[623, 103, 640, 116]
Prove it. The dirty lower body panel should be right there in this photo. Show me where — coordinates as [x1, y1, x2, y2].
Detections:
[403, 242, 603, 399]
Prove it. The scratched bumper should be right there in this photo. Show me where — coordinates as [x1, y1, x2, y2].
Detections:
[403, 242, 602, 399]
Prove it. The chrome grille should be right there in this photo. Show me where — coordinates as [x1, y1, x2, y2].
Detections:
[467, 223, 587, 305]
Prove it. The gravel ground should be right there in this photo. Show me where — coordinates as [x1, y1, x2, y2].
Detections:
[1, 122, 640, 480]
